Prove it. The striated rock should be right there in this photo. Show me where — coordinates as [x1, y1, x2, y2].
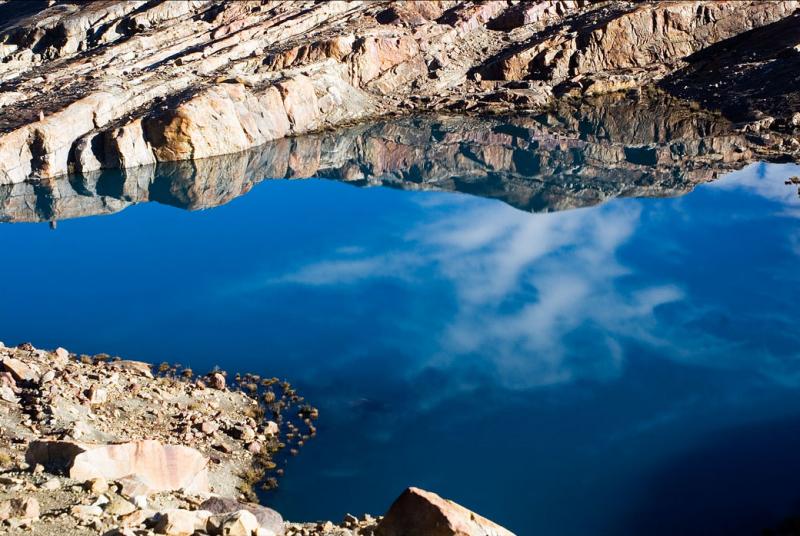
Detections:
[377, 487, 514, 536]
[660, 10, 800, 125]
[0, 1, 798, 184]
[27, 439, 209, 495]
[201, 497, 284, 535]
[488, 1, 586, 31]
[482, 1, 798, 84]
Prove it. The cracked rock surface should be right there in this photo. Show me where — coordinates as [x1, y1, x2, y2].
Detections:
[0, 0, 799, 184]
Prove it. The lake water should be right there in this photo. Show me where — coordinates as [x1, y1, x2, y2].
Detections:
[2, 108, 800, 535]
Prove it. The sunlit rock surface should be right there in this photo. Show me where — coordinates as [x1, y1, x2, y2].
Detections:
[0, 0, 799, 183]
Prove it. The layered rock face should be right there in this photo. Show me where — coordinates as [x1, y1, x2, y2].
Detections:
[0, 92, 780, 223]
[0, 0, 798, 184]
[660, 10, 800, 126]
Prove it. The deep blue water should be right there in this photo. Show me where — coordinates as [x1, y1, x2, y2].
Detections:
[3, 158, 800, 535]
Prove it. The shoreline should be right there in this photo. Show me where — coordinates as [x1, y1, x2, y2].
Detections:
[0, 341, 514, 536]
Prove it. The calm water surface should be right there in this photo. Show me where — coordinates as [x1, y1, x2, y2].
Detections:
[2, 113, 800, 535]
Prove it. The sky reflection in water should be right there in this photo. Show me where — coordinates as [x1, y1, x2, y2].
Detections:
[2, 162, 800, 535]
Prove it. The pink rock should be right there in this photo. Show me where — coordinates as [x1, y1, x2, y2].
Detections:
[1, 357, 39, 382]
[108, 360, 154, 378]
[27, 440, 209, 495]
[207, 372, 226, 390]
[376, 487, 516, 536]
[0, 371, 17, 391]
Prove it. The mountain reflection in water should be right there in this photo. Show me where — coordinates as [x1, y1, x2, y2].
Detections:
[1, 95, 800, 536]
[0, 94, 762, 223]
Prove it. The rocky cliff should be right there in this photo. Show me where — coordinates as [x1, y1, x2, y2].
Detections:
[0, 0, 798, 185]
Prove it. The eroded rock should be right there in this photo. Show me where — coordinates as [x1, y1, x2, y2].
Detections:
[0, 1, 798, 184]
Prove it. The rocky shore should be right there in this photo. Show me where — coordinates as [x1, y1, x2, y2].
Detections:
[1, 0, 800, 184]
[4, 2, 800, 535]
[0, 342, 516, 536]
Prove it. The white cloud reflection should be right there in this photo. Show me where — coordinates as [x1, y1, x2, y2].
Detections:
[408, 200, 683, 388]
[247, 162, 800, 390]
[709, 161, 800, 217]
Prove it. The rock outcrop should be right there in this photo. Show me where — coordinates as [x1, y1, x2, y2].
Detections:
[0, 1, 799, 184]
[27, 440, 211, 496]
[376, 487, 515, 536]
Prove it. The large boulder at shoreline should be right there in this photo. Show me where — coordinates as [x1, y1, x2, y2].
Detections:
[376, 487, 515, 536]
[26, 439, 210, 495]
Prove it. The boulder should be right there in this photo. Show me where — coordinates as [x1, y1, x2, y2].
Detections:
[376, 487, 515, 536]
[108, 360, 154, 378]
[71, 504, 103, 521]
[208, 509, 260, 536]
[200, 497, 284, 535]
[106, 497, 137, 517]
[207, 372, 226, 391]
[1, 357, 39, 382]
[155, 509, 212, 536]
[27, 440, 209, 495]
[53, 347, 70, 368]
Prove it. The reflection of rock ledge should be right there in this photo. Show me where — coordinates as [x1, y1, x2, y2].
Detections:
[0, 94, 771, 224]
